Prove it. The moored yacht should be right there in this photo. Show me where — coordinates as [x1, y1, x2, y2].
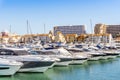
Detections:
[0, 48, 54, 73]
[82, 48, 106, 61]
[114, 50, 120, 57]
[0, 58, 23, 76]
[103, 50, 119, 59]
[30, 47, 73, 66]
[65, 47, 88, 64]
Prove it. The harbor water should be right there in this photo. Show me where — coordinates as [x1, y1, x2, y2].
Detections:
[0, 58, 120, 80]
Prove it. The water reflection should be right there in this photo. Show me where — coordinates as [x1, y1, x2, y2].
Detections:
[0, 73, 51, 80]
[45, 67, 72, 80]
[15, 73, 51, 80]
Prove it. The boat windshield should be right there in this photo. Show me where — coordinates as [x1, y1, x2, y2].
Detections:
[67, 49, 83, 53]
[0, 49, 29, 55]
[32, 51, 56, 55]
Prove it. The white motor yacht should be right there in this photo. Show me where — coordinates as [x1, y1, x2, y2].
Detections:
[0, 58, 23, 76]
[114, 49, 120, 57]
[0, 48, 54, 73]
[103, 50, 119, 59]
[82, 48, 106, 61]
[30, 47, 73, 66]
[65, 47, 88, 64]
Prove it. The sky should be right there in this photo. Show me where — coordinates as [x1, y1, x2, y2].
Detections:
[0, 0, 120, 34]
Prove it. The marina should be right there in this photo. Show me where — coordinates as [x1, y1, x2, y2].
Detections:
[0, 43, 120, 78]
[0, 0, 120, 79]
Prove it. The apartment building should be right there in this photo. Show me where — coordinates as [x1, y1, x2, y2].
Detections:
[54, 25, 86, 36]
[106, 25, 120, 38]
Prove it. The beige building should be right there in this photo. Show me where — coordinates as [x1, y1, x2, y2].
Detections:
[65, 34, 78, 43]
[94, 24, 120, 38]
[9, 35, 21, 43]
[21, 32, 54, 43]
[0, 31, 22, 44]
[94, 24, 107, 34]
[54, 31, 66, 43]
[36, 34, 51, 42]
[0, 36, 9, 44]
[77, 34, 87, 42]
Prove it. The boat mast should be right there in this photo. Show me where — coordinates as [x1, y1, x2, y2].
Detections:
[44, 24, 46, 43]
[9, 25, 11, 33]
[27, 20, 32, 34]
[90, 19, 93, 45]
[44, 24, 46, 34]
[27, 20, 29, 34]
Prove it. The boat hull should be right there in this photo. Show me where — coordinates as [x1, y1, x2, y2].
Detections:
[70, 59, 87, 65]
[106, 55, 117, 59]
[105, 53, 118, 59]
[48, 62, 56, 68]
[19, 61, 54, 72]
[0, 65, 22, 76]
[18, 66, 49, 73]
[99, 56, 109, 60]
[88, 56, 101, 61]
[54, 58, 72, 66]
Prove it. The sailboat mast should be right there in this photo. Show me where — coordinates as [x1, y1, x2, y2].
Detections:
[29, 21, 32, 34]
[90, 19, 93, 44]
[44, 24, 47, 43]
[44, 24, 46, 34]
[27, 20, 29, 34]
[9, 25, 11, 33]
